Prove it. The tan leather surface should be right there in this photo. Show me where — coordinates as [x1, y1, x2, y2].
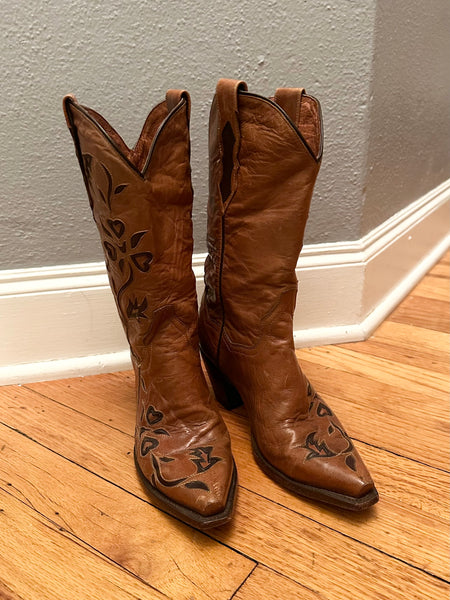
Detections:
[199, 79, 376, 500]
[63, 92, 235, 520]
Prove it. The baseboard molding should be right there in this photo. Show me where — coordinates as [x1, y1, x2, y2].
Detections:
[292, 178, 450, 346]
[1, 179, 449, 385]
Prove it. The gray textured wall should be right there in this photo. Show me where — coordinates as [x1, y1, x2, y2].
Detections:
[362, 0, 450, 236]
[0, 0, 448, 270]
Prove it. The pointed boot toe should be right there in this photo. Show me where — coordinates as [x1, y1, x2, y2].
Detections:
[134, 453, 237, 528]
[250, 385, 378, 510]
[253, 437, 378, 511]
[135, 418, 237, 528]
[253, 433, 378, 512]
[189, 458, 237, 519]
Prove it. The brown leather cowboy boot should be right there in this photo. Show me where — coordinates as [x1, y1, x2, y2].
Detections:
[199, 78, 378, 511]
[63, 90, 236, 528]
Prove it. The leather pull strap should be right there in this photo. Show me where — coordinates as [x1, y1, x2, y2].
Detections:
[216, 78, 248, 136]
[215, 78, 248, 206]
[274, 87, 305, 127]
[166, 89, 191, 118]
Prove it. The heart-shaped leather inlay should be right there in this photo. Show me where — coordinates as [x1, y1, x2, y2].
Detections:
[146, 405, 163, 425]
[140, 436, 159, 456]
[107, 219, 125, 239]
[317, 401, 333, 417]
[131, 252, 153, 272]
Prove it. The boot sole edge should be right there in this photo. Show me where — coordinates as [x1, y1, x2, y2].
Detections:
[252, 436, 379, 512]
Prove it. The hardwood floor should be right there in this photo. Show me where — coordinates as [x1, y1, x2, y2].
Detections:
[0, 251, 448, 600]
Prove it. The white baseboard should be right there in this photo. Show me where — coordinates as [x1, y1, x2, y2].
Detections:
[1, 179, 449, 385]
[292, 178, 450, 346]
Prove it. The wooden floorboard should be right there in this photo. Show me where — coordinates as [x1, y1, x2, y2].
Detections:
[0, 423, 253, 600]
[0, 487, 166, 600]
[18, 372, 450, 578]
[1, 250, 449, 599]
[388, 295, 449, 333]
[337, 320, 449, 374]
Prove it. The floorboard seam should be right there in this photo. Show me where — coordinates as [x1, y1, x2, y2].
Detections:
[228, 563, 258, 599]
[349, 438, 450, 474]
[20, 384, 450, 474]
[239, 484, 450, 585]
[0, 485, 170, 599]
[21, 384, 133, 436]
[0, 420, 258, 568]
[1, 420, 447, 588]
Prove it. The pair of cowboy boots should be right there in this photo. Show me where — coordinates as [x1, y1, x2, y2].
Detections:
[63, 78, 378, 529]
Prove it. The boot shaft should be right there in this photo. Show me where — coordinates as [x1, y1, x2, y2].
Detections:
[63, 91, 198, 359]
[202, 79, 323, 353]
